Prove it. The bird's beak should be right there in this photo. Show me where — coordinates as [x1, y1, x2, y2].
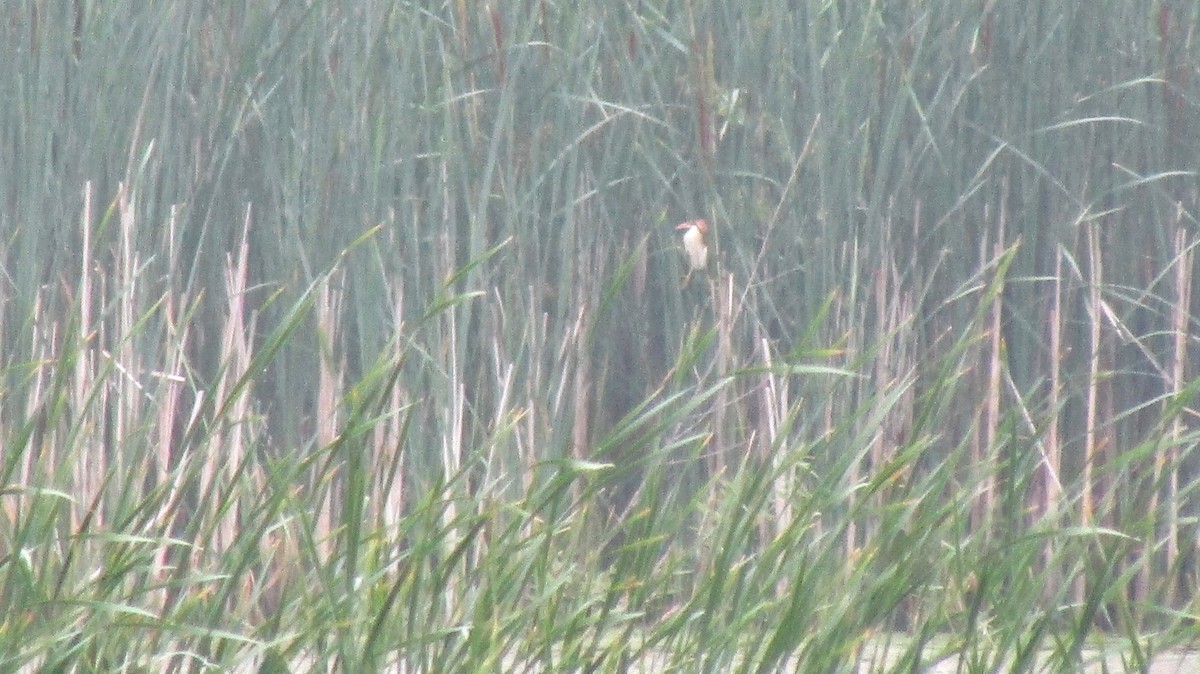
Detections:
[675, 222, 692, 231]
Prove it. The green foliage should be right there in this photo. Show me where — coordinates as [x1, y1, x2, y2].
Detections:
[2, 0, 1199, 671]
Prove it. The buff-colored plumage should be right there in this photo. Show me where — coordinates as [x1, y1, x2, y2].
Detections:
[675, 219, 709, 286]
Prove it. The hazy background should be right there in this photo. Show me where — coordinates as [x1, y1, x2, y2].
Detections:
[2, 1, 1199, 671]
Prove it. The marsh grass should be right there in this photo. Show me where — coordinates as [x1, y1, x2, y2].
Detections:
[2, 1, 1199, 672]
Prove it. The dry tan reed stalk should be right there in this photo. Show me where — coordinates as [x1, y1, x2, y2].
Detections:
[1079, 221, 1103, 605]
[1165, 225, 1192, 602]
[315, 269, 345, 561]
[71, 182, 96, 534]
[712, 271, 734, 477]
[207, 209, 255, 556]
[978, 198, 1006, 541]
[1042, 248, 1064, 585]
[372, 272, 408, 529]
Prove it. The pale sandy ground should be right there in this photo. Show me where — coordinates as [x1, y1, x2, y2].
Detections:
[856, 643, 1199, 674]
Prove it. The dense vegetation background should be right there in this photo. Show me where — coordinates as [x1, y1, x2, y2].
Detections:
[2, 1, 1199, 671]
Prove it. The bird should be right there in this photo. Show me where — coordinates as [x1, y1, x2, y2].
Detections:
[675, 218, 709, 287]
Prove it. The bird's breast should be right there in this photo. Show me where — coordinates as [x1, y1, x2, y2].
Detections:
[683, 228, 708, 270]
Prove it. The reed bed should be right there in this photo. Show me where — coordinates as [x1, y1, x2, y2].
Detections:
[2, 1, 1198, 672]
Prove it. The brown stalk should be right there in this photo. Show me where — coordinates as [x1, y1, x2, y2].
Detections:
[711, 272, 734, 476]
[693, 32, 716, 165]
[487, 4, 505, 83]
[1043, 248, 1063, 573]
[315, 271, 346, 560]
[71, 183, 95, 535]
[214, 208, 256, 555]
[1166, 225, 1192, 599]
[1078, 221, 1103, 604]
[981, 191, 1007, 540]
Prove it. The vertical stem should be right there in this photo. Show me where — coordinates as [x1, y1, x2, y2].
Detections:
[1079, 221, 1103, 603]
[117, 184, 137, 460]
[571, 300, 590, 464]
[712, 272, 734, 476]
[316, 270, 344, 561]
[211, 208, 253, 555]
[72, 181, 95, 534]
[1166, 225, 1192, 603]
[869, 260, 884, 547]
[1044, 248, 1063, 578]
[981, 190, 1007, 540]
